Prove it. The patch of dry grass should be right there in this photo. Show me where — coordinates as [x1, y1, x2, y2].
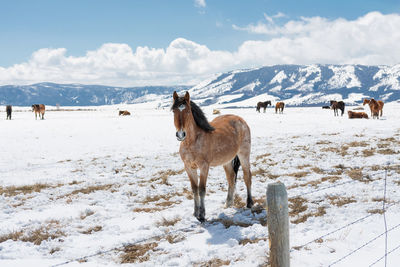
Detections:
[367, 209, 384, 215]
[297, 164, 312, 169]
[64, 184, 115, 197]
[150, 169, 185, 185]
[132, 207, 163, 213]
[288, 197, 308, 217]
[194, 259, 231, 267]
[362, 149, 375, 157]
[291, 207, 327, 224]
[346, 141, 369, 147]
[346, 168, 365, 182]
[165, 234, 186, 244]
[239, 237, 267, 246]
[120, 242, 158, 263]
[321, 176, 342, 183]
[377, 149, 398, 155]
[209, 217, 253, 229]
[287, 171, 310, 179]
[327, 195, 357, 207]
[155, 217, 181, 227]
[316, 140, 332, 145]
[311, 167, 325, 174]
[321, 145, 349, 156]
[80, 226, 102, 235]
[0, 183, 63, 197]
[0, 221, 65, 245]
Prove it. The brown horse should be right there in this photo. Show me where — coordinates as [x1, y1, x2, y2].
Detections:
[363, 98, 384, 117]
[256, 101, 271, 113]
[32, 104, 45, 120]
[275, 102, 285, 114]
[348, 110, 368, 119]
[366, 99, 380, 119]
[119, 110, 131, 116]
[172, 91, 253, 222]
[6, 105, 12, 120]
[330, 100, 345, 116]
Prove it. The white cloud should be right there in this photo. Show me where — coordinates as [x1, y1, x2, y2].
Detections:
[1, 12, 400, 86]
[194, 0, 206, 8]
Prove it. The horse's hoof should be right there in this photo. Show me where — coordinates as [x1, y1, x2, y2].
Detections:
[247, 199, 254, 208]
[196, 216, 206, 223]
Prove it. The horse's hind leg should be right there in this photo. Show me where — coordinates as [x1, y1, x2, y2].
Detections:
[223, 162, 236, 208]
[238, 151, 253, 208]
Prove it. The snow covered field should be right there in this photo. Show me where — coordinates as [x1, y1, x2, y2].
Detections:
[0, 103, 399, 267]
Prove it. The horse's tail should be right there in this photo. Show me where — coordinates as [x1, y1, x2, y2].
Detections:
[232, 156, 241, 183]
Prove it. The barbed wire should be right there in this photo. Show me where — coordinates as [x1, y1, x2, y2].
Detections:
[50, 224, 202, 267]
[328, 221, 400, 266]
[290, 201, 398, 252]
[368, 243, 400, 266]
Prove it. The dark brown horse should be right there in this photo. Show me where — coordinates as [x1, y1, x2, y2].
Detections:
[32, 104, 45, 120]
[256, 101, 271, 113]
[348, 110, 368, 119]
[330, 100, 345, 116]
[172, 91, 253, 222]
[119, 110, 131, 116]
[275, 102, 285, 114]
[6, 105, 12, 120]
[363, 98, 384, 117]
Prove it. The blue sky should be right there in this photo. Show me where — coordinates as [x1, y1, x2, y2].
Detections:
[1, 0, 400, 86]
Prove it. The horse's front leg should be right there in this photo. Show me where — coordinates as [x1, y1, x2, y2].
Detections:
[185, 166, 200, 220]
[198, 163, 209, 222]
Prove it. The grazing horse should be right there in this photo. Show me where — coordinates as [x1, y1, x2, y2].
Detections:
[330, 100, 345, 116]
[367, 99, 380, 119]
[119, 110, 131, 116]
[348, 111, 368, 119]
[363, 99, 384, 117]
[32, 104, 45, 120]
[6, 105, 12, 120]
[172, 91, 253, 222]
[275, 102, 285, 114]
[256, 101, 271, 113]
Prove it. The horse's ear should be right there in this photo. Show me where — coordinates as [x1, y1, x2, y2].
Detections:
[184, 91, 190, 102]
[173, 91, 178, 100]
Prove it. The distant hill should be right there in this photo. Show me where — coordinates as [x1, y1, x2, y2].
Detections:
[0, 83, 190, 106]
[1, 64, 400, 107]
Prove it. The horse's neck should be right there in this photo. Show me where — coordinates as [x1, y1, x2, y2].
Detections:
[185, 115, 203, 144]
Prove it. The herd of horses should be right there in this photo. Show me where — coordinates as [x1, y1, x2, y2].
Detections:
[256, 101, 285, 114]
[4, 105, 132, 119]
[4, 104, 46, 120]
[255, 98, 384, 120]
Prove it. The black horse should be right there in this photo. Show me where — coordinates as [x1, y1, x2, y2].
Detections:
[256, 101, 272, 113]
[6, 105, 12, 120]
[330, 100, 345, 116]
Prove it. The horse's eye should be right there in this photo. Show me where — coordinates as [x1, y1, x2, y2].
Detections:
[178, 104, 186, 111]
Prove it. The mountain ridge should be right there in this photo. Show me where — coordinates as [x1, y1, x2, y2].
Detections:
[1, 64, 400, 107]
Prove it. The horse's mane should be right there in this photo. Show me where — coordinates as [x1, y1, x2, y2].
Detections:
[190, 101, 215, 132]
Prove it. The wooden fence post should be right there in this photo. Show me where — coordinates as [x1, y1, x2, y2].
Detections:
[267, 182, 290, 267]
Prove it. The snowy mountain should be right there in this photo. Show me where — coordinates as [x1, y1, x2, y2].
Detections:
[189, 64, 400, 107]
[1, 64, 400, 107]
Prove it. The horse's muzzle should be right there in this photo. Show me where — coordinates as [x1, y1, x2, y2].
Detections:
[176, 130, 186, 141]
